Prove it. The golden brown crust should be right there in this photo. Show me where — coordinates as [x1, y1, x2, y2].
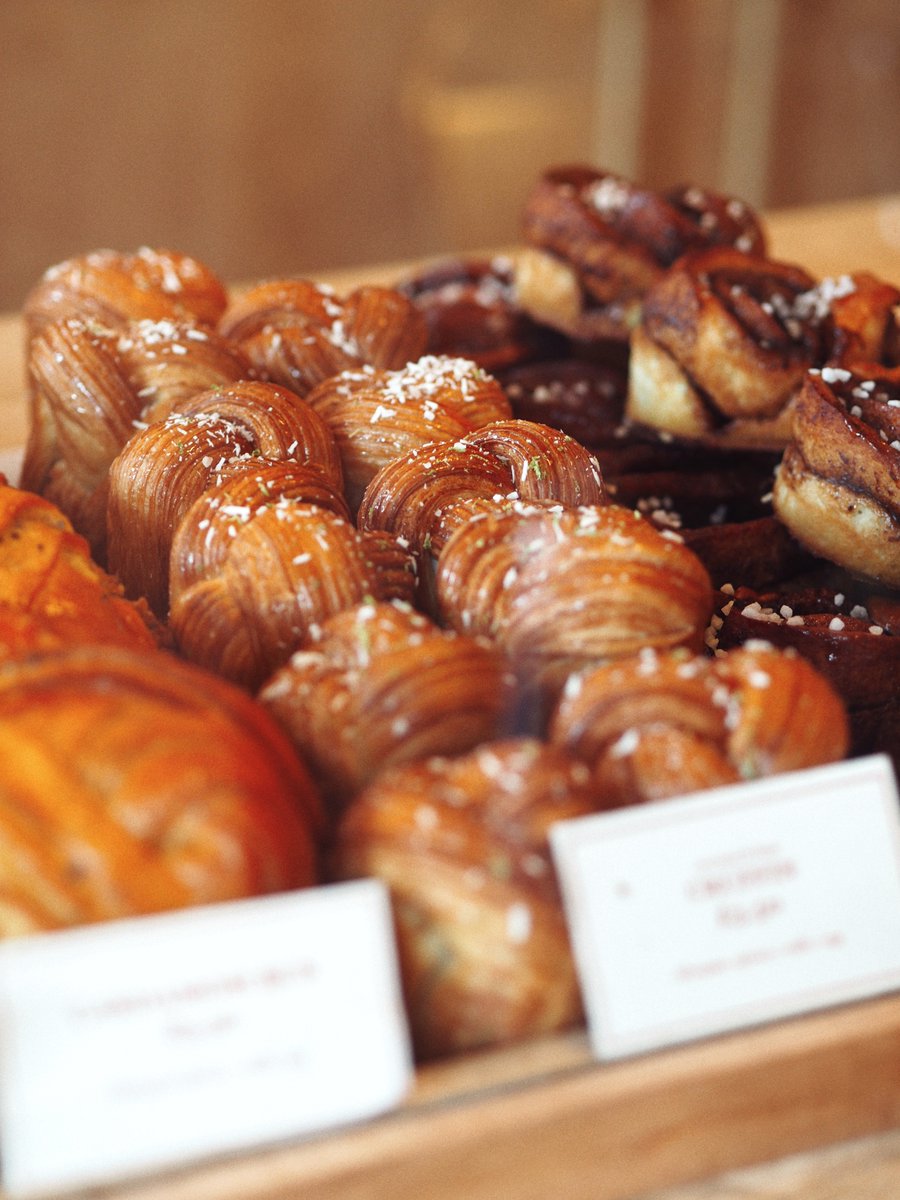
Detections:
[169, 497, 416, 691]
[436, 502, 713, 713]
[305, 355, 513, 511]
[0, 646, 323, 937]
[0, 482, 161, 662]
[260, 601, 517, 814]
[358, 419, 607, 566]
[22, 316, 251, 560]
[771, 367, 900, 586]
[332, 737, 595, 1059]
[219, 279, 428, 397]
[550, 643, 848, 806]
[24, 247, 229, 342]
[106, 381, 343, 614]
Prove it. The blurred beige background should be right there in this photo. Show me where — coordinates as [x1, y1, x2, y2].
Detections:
[2, 0, 899, 310]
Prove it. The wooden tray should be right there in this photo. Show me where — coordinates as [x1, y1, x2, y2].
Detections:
[2, 195, 900, 1200]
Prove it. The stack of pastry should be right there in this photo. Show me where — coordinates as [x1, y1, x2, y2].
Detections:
[5, 165, 893, 1060]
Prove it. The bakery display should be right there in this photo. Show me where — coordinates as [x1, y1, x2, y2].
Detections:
[2, 165, 897, 1096]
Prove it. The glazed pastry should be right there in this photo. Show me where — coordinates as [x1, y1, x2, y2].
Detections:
[772, 366, 900, 587]
[23, 247, 229, 343]
[22, 315, 251, 560]
[0, 646, 323, 938]
[260, 600, 517, 814]
[359, 418, 608, 563]
[518, 165, 765, 346]
[304, 355, 513, 510]
[218, 278, 428, 398]
[332, 738, 595, 1059]
[712, 581, 900, 767]
[395, 255, 567, 372]
[169, 486, 415, 690]
[106, 380, 343, 614]
[550, 642, 848, 807]
[436, 501, 713, 717]
[0, 482, 161, 662]
[627, 251, 900, 448]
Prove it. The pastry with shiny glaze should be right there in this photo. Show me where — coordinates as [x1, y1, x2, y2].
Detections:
[0, 646, 323, 937]
[550, 642, 848, 806]
[219, 278, 428, 398]
[332, 737, 595, 1059]
[260, 600, 517, 815]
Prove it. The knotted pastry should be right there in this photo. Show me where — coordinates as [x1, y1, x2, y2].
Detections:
[518, 165, 766, 347]
[395, 255, 567, 372]
[23, 247, 229, 343]
[304, 354, 513, 511]
[713, 582, 900, 767]
[218, 278, 428, 398]
[22, 315, 251, 560]
[772, 366, 900, 587]
[0, 646, 323, 938]
[627, 252, 900, 449]
[359, 418, 607, 559]
[436, 502, 713, 718]
[550, 642, 848, 807]
[170, 485, 415, 690]
[106, 380, 343, 614]
[0, 482, 161, 663]
[331, 737, 595, 1059]
[260, 600, 517, 815]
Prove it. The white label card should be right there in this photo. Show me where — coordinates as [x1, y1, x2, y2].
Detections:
[0, 879, 414, 1197]
[551, 755, 900, 1061]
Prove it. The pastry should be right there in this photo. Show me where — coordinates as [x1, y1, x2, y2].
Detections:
[23, 246, 229, 343]
[22, 315, 251, 560]
[218, 278, 428, 398]
[550, 641, 849, 807]
[304, 354, 513, 511]
[169, 483, 415, 690]
[106, 380, 343, 615]
[0, 646, 323, 938]
[713, 581, 900, 768]
[0, 481, 161, 662]
[331, 737, 595, 1059]
[518, 165, 766, 347]
[771, 365, 900, 587]
[435, 501, 713, 719]
[626, 250, 900, 448]
[260, 600, 517, 815]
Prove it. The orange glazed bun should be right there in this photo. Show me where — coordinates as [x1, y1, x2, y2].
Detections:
[0, 647, 324, 937]
[0, 481, 161, 662]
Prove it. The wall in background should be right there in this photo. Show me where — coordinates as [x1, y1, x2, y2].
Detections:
[1, 0, 899, 310]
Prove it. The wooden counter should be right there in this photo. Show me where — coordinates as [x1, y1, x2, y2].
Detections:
[1, 196, 899, 1200]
